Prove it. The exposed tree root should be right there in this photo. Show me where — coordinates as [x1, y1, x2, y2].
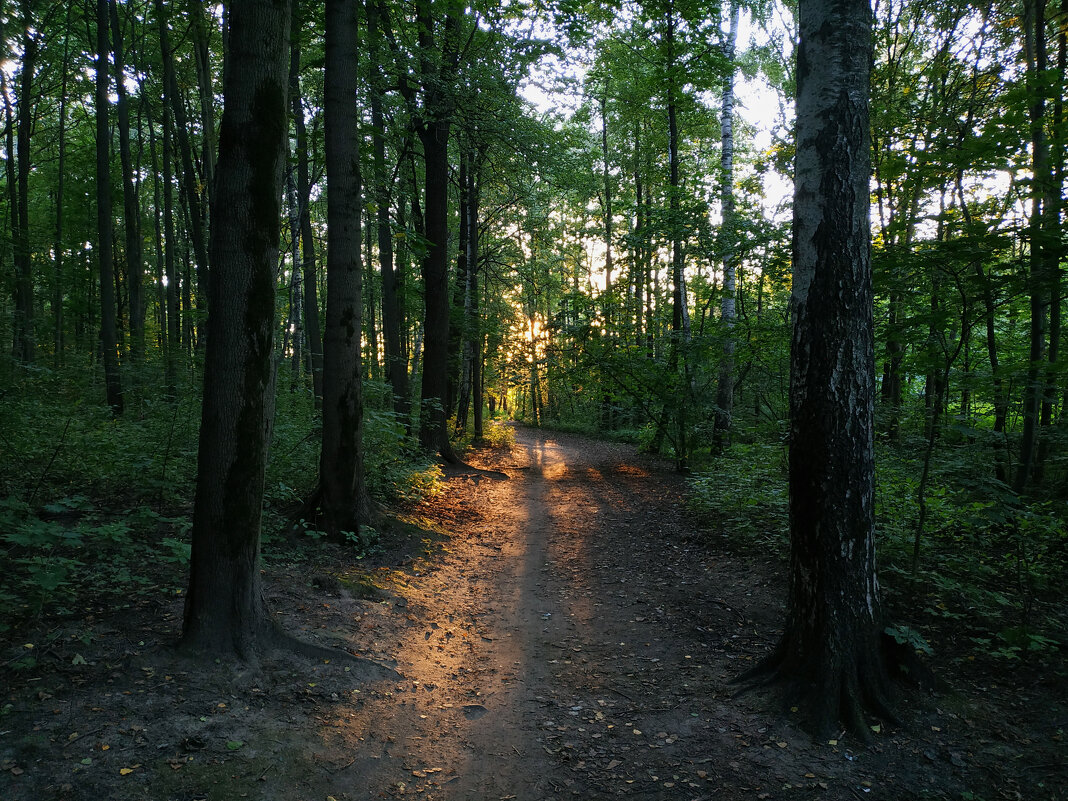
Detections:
[733, 630, 922, 742]
[180, 610, 398, 681]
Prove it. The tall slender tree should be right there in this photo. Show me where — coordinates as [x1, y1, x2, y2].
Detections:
[317, 0, 372, 537]
[712, 0, 740, 448]
[96, 0, 124, 414]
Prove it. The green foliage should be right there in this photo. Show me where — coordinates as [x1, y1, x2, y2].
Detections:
[687, 443, 789, 552]
[688, 437, 1066, 663]
[482, 420, 517, 449]
[884, 624, 934, 656]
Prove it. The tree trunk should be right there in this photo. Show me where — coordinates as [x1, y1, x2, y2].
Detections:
[53, 4, 73, 367]
[162, 99, 181, 399]
[11, 1, 36, 364]
[289, 16, 324, 410]
[660, 1, 692, 469]
[285, 155, 303, 386]
[185, 0, 217, 216]
[110, 0, 145, 364]
[318, 0, 370, 537]
[741, 0, 894, 737]
[455, 149, 480, 434]
[713, 0, 740, 448]
[418, 117, 458, 460]
[157, 0, 210, 343]
[96, 0, 124, 414]
[181, 0, 291, 658]
[1015, 0, 1052, 492]
[367, 0, 410, 427]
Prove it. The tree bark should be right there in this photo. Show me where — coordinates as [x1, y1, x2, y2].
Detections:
[156, 0, 210, 342]
[11, 0, 36, 364]
[96, 0, 124, 414]
[740, 0, 894, 737]
[1015, 0, 1052, 491]
[317, 0, 371, 537]
[367, 1, 410, 429]
[289, 15, 324, 410]
[110, 0, 145, 363]
[53, 3, 74, 367]
[181, 0, 291, 658]
[713, 0, 740, 448]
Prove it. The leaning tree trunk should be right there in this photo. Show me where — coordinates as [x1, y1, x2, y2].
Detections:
[180, 0, 291, 658]
[740, 0, 895, 737]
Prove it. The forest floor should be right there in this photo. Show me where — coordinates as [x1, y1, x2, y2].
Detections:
[1, 426, 1066, 801]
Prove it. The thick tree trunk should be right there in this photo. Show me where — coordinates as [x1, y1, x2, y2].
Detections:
[181, 0, 291, 658]
[418, 118, 458, 461]
[318, 0, 371, 537]
[741, 0, 894, 737]
[96, 0, 124, 414]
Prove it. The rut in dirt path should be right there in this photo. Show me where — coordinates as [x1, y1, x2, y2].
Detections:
[326, 428, 974, 801]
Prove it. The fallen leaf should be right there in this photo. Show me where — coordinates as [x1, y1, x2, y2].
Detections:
[119, 765, 140, 775]
[226, 740, 244, 751]
[777, 741, 788, 748]
[72, 654, 87, 666]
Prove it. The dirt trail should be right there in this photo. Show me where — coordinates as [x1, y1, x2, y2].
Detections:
[3, 427, 1064, 801]
[317, 427, 990, 800]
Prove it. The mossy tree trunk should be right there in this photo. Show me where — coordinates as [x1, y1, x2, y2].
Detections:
[181, 0, 290, 658]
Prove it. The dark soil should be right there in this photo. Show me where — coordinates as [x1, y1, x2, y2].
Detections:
[1, 426, 1065, 800]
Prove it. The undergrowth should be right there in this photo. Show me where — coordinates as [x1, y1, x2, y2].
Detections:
[0, 368, 447, 637]
[687, 437, 1067, 666]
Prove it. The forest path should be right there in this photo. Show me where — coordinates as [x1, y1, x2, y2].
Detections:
[2, 429, 1060, 801]
[326, 427, 840, 799]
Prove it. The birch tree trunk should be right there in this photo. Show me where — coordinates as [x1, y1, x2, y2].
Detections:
[741, 0, 896, 737]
